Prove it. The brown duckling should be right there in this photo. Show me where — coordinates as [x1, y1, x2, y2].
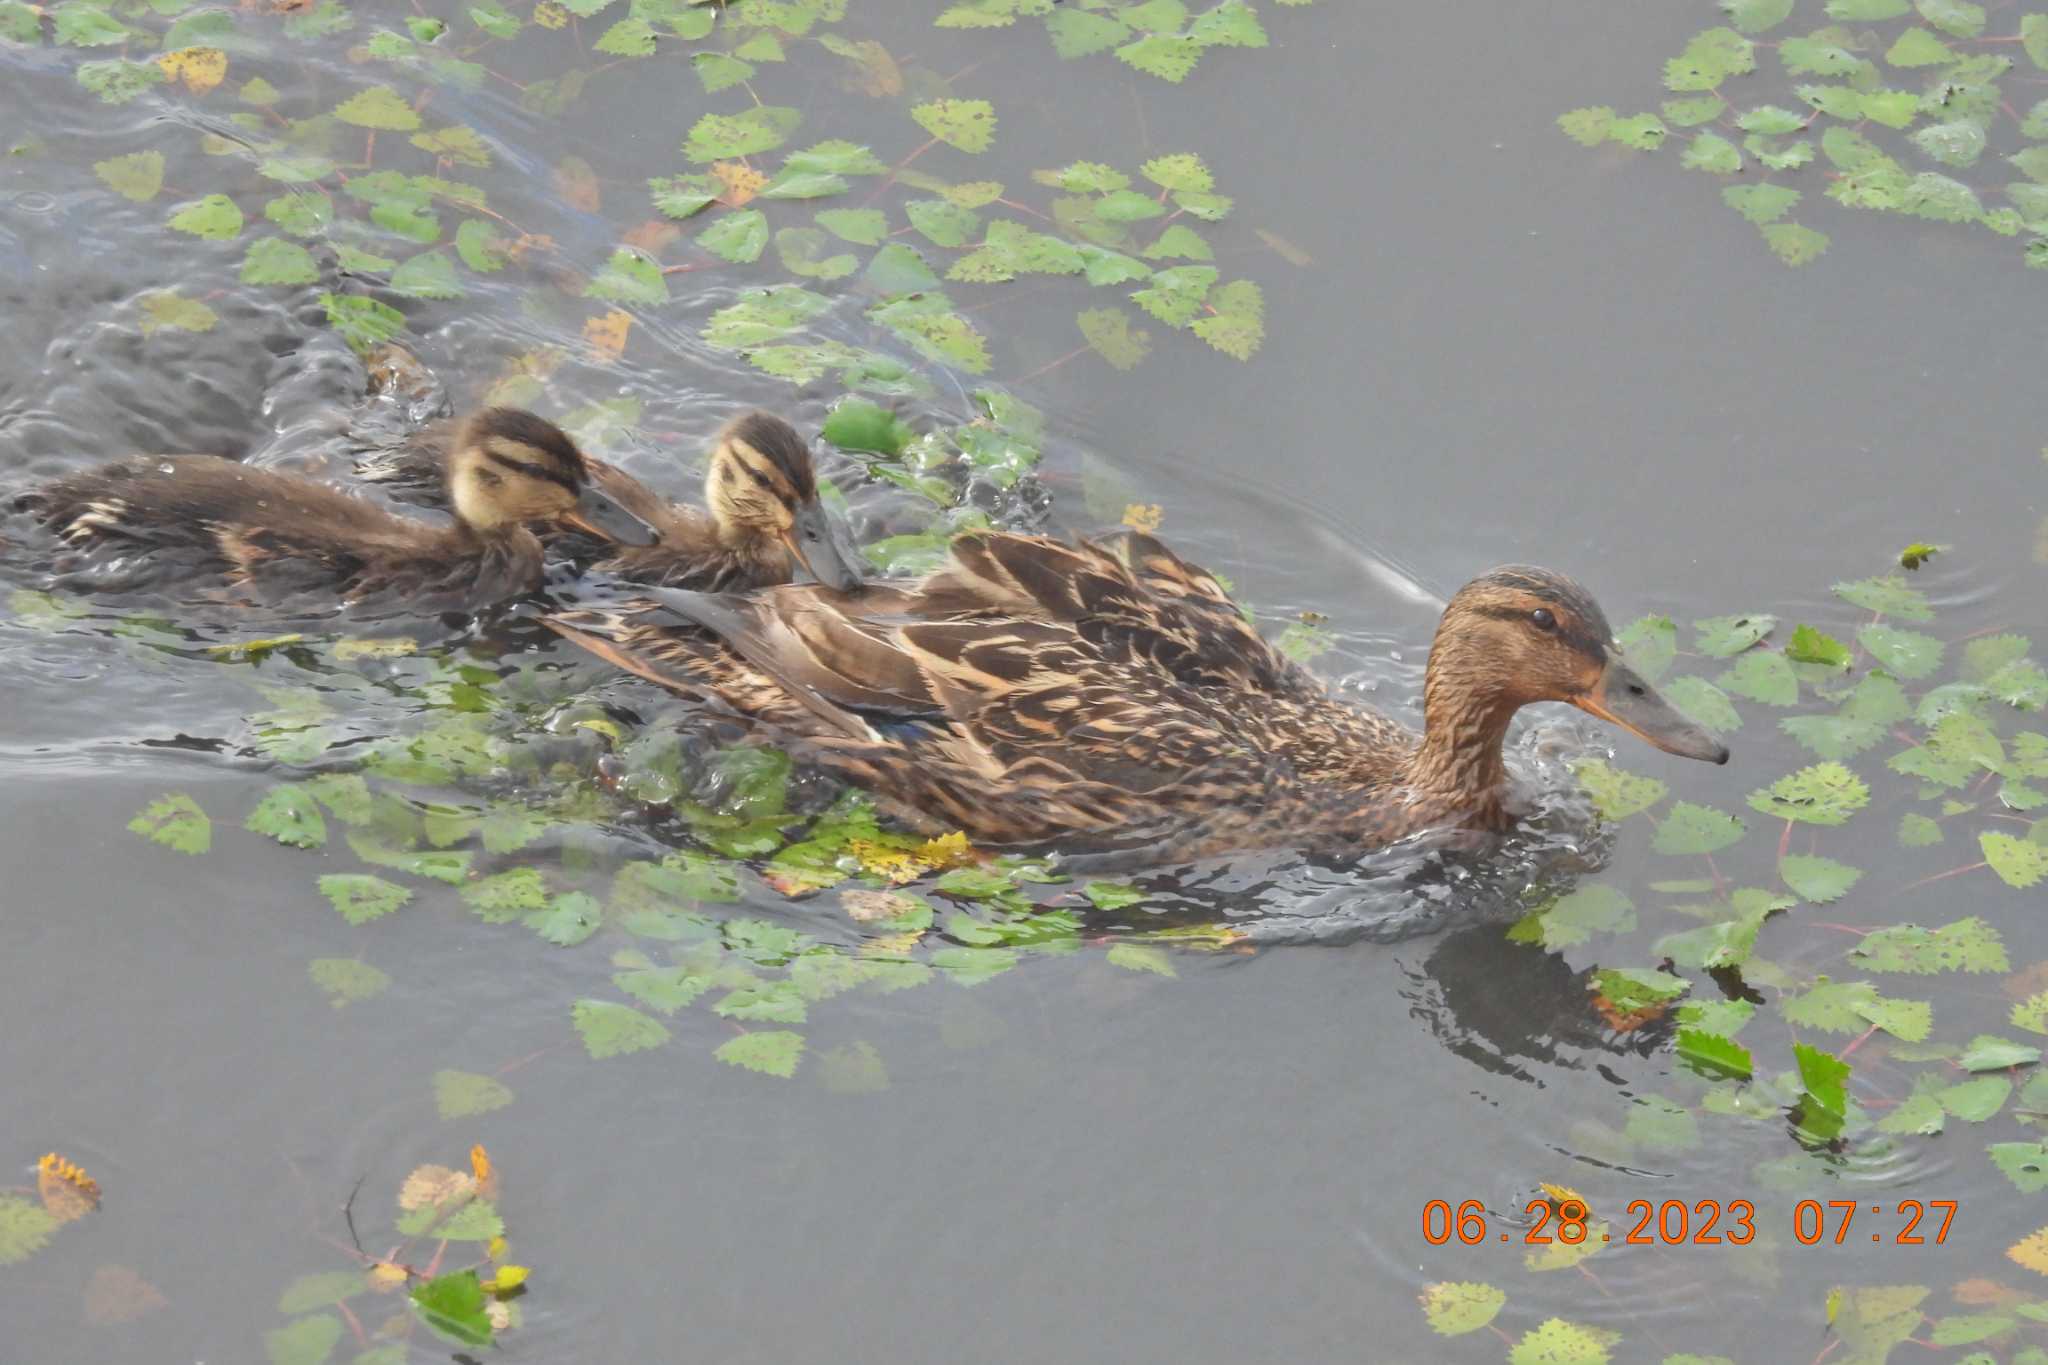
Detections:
[356, 410, 861, 592]
[545, 531, 1727, 859]
[18, 407, 658, 616]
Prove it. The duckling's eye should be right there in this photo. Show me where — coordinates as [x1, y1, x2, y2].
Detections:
[1529, 608, 1556, 632]
[748, 467, 775, 489]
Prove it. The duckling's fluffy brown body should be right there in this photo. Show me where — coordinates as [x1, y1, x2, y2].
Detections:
[547, 530, 1726, 859]
[21, 455, 547, 612]
[19, 408, 650, 616]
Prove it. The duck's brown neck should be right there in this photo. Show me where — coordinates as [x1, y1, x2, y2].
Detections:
[1402, 633, 1518, 814]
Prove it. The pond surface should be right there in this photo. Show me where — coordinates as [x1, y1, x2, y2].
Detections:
[3, 1, 2047, 1362]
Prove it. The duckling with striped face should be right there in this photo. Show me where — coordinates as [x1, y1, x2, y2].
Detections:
[19, 407, 657, 617]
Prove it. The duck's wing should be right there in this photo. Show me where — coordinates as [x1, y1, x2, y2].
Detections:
[915, 531, 1318, 700]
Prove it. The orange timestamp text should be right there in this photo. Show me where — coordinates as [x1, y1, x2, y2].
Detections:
[1422, 1198, 1958, 1247]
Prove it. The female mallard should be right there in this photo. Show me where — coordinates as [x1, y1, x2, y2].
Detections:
[545, 530, 1727, 859]
[355, 410, 860, 592]
[18, 407, 658, 615]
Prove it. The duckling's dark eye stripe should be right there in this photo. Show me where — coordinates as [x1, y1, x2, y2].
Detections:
[482, 449, 576, 490]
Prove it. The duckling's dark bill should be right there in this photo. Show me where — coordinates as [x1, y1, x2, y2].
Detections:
[783, 499, 862, 591]
[564, 484, 661, 546]
[1574, 657, 1730, 765]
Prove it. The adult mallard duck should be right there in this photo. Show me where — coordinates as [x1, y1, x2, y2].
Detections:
[356, 410, 861, 592]
[17, 407, 658, 616]
[544, 529, 1728, 859]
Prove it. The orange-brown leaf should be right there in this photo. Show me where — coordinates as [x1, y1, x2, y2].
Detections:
[82, 1265, 167, 1324]
[712, 161, 767, 207]
[398, 1163, 473, 1212]
[38, 1153, 100, 1222]
[553, 155, 601, 213]
[470, 1144, 497, 1198]
[832, 38, 903, 98]
[367, 1260, 409, 1292]
[621, 219, 681, 254]
[582, 309, 632, 364]
[1952, 1276, 2023, 1306]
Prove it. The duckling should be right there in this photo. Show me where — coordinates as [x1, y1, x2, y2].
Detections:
[546, 531, 1728, 859]
[355, 410, 861, 591]
[18, 407, 658, 616]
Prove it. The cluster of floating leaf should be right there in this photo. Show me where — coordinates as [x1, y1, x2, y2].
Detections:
[934, 0, 1311, 85]
[8, 0, 1278, 377]
[1410, 554, 2048, 1361]
[1559, 0, 2048, 269]
[260, 1144, 531, 1357]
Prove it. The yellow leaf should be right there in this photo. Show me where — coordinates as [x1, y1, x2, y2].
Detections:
[38, 1152, 100, 1223]
[158, 47, 227, 96]
[486, 1235, 509, 1262]
[506, 232, 555, 263]
[366, 1261, 409, 1292]
[532, 0, 568, 28]
[860, 930, 926, 958]
[915, 831, 975, 869]
[487, 1264, 529, 1294]
[1524, 1220, 1608, 1272]
[1122, 503, 1164, 533]
[712, 161, 768, 206]
[847, 839, 921, 884]
[1538, 1181, 1588, 1211]
[582, 309, 633, 363]
[470, 1143, 496, 1197]
[332, 636, 417, 660]
[397, 1163, 472, 1212]
[570, 717, 624, 748]
[2009, 1226, 2048, 1274]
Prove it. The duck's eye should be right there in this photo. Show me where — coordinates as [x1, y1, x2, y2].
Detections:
[1529, 607, 1556, 632]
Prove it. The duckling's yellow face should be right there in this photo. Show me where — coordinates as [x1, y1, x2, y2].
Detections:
[447, 408, 658, 545]
[1442, 568, 1728, 764]
[703, 411, 861, 590]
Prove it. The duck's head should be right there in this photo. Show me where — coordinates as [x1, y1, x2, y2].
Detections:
[1430, 567, 1729, 765]
[703, 412, 862, 591]
[447, 408, 660, 546]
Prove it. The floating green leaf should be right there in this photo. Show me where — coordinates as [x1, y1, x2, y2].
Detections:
[1780, 853, 1862, 903]
[410, 1270, 491, 1348]
[334, 84, 420, 131]
[1786, 624, 1850, 667]
[1117, 33, 1202, 82]
[1652, 802, 1747, 855]
[1717, 650, 1798, 705]
[1508, 1318, 1612, 1365]
[716, 1029, 804, 1076]
[698, 209, 768, 263]
[1857, 624, 1943, 679]
[245, 784, 327, 848]
[169, 194, 244, 241]
[129, 793, 210, 854]
[684, 105, 800, 161]
[1678, 1028, 1754, 1079]
[1572, 758, 1668, 819]
[1850, 916, 2007, 973]
[263, 1314, 343, 1365]
[94, 150, 164, 202]
[1963, 1036, 2040, 1072]
[390, 250, 463, 299]
[1078, 307, 1152, 370]
[1836, 577, 1933, 622]
[584, 246, 668, 304]
[308, 958, 389, 1008]
[1746, 761, 1869, 825]
[319, 873, 412, 925]
[1665, 27, 1756, 90]
[1983, 832, 2048, 888]
[0, 1195, 58, 1267]
[1419, 1281, 1506, 1336]
[571, 998, 670, 1058]
[913, 98, 996, 152]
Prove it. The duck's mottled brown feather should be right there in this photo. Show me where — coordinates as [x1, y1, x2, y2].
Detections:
[549, 530, 1465, 857]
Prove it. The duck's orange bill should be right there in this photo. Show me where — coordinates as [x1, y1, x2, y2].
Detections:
[1573, 657, 1730, 765]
